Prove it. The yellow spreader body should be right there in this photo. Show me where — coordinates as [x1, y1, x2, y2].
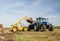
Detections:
[10, 16, 31, 32]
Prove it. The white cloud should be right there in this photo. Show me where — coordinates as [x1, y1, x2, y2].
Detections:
[23, 0, 43, 10]
[48, 8, 57, 12]
[8, 0, 43, 10]
[45, 16, 58, 19]
[28, 0, 41, 8]
[9, 9, 32, 14]
[8, 2, 25, 8]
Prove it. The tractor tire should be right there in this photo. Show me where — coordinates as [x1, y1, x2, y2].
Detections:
[34, 23, 39, 31]
[48, 24, 53, 31]
[28, 24, 34, 29]
[40, 24, 46, 32]
[28, 27, 30, 31]
[12, 26, 18, 32]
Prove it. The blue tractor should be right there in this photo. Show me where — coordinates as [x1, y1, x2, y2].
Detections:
[35, 17, 53, 31]
[28, 17, 53, 31]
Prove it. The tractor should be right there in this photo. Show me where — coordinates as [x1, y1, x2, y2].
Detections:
[28, 17, 53, 31]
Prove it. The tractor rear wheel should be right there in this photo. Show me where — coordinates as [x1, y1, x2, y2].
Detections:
[40, 24, 46, 32]
[48, 24, 53, 31]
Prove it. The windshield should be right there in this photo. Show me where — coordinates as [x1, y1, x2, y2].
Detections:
[42, 19, 47, 22]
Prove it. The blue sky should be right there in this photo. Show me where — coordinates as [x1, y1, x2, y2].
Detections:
[0, 0, 60, 27]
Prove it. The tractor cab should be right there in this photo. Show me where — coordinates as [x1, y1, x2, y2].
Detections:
[36, 17, 48, 26]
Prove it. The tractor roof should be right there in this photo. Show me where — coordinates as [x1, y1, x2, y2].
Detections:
[36, 17, 48, 20]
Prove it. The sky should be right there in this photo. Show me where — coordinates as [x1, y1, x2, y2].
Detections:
[0, 0, 60, 28]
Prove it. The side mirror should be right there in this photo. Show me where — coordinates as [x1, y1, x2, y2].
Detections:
[47, 18, 48, 20]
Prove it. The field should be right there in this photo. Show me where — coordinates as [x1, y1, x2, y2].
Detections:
[0, 29, 60, 41]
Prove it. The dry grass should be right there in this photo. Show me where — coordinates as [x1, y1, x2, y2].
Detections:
[12, 29, 60, 41]
[0, 29, 60, 41]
